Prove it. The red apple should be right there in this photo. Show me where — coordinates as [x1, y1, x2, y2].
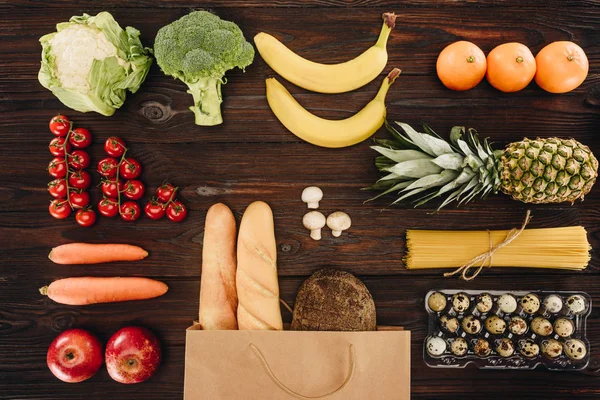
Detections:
[47, 329, 103, 383]
[105, 326, 161, 384]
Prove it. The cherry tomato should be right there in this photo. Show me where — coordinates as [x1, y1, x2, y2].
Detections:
[123, 180, 145, 200]
[144, 201, 165, 220]
[120, 201, 141, 221]
[49, 137, 71, 157]
[69, 127, 92, 149]
[49, 115, 71, 137]
[68, 150, 90, 170]
[97, 157, 119, 178]
[49, 199, 71, 219]
[98, 198, 119, 218]
[69, 191, 90, 209]
[156, 183, 177, 203]
[101, 179, 123, 198]
[68, 171, 92, 189]
[48, 179, 67, 198]
[75, 208, 96, 227]
[166, 201, 187, 222]
[119, 158, 142, 179]
[48, 157, 67, 178]
[104, 136, 126, 157]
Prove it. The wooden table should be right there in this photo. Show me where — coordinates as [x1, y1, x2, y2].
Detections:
[2, 0, 600, 398]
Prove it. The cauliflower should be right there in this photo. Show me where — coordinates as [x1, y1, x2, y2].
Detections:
[154, 11, 255, 126]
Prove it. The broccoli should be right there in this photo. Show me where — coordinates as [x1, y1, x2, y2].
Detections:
[154, 11, 255, 126]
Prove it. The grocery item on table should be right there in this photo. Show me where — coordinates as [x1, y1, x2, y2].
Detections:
[38, 12, 152, 115]
[47, 329, 103, 383]
[255, 12, 397, 94]
[105, 327, 161, 384]
[290, 269, 376, 331]
[48, 243, 148, 264]
[366, 121, 598, 209]
[486, 42, 536, 92]
[144, 182, 188, 222]
[535, 41, 588, 93]
[326, 212, 352, 237]
[154, 11, 254, 126]
[424, 289, 591, 370]
[436, 41, 487, 91]
[303, 211, 326, 240]
[301, 186, 323, 209]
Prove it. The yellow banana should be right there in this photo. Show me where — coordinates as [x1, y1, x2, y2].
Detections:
[266, 68, 401, 148]
[255, 12, 397, 94]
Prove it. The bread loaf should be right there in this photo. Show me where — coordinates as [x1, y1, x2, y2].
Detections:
[236, 201, 283, 330]
[198, 203, 238, 330]
[291, 269, 376, 331]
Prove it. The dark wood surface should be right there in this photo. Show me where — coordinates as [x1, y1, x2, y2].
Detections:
[2, 1, 600, 398]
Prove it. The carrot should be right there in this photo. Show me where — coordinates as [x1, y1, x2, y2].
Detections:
[39, 277, 168, 305]
[48, 243, 148, 265]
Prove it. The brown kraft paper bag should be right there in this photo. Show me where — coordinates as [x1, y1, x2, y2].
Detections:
[184, 324, 410, 399]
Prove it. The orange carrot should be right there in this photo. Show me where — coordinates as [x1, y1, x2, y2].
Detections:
[39, 277, 168, 305]
[48, 243, 148, 265]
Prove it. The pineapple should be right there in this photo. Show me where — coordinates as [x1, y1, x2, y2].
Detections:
[366, 121, 598, 209]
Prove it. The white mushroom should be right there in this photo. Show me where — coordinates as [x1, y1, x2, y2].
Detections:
[303, 211, 326, 240]
[326, 211, 351, 237]
[301, 186, 323, 209]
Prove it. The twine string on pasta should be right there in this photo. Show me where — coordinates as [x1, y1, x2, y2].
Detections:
[443, 210, 532, 281]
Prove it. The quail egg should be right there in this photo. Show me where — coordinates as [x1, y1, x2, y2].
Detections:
[554, 318, 575, 338]
[564, 339, 587, 360]
[475, 293, 493, 313]
[426, 337, 447, 357]
[520, 293, 541, 314]
[496, 338, 515, 358]
[519, 339, 540, 358]
[451, 337, 469, 357]
[474, 338, 491, 357]
[439, 315, 459, 334]
[508, 316, 528, 335]
[485, 315, 506, 335]
[498, 294, 517, 314]
[541, 339, 563, 359]
[428, 292, 447, 312]
[461, 315, 482, 334]
[566, 295, 587, 315]
[452, 293, 470, 313]
[531, 317, 553, 337]
[543, 294, 563, 314]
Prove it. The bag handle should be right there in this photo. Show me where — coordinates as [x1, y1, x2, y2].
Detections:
[249, 343, 355, 399]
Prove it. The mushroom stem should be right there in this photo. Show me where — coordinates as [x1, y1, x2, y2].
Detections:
[331, 230, 342, 237]
[310, 228, 322, 240]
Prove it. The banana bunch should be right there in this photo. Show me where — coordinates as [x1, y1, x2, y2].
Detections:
[255, 12, 400, 148]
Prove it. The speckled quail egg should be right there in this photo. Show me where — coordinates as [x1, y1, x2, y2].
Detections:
[564, 339, 587, 360]
[475, 293, 493, 313]
[508, 316, 528, 335]
[474, 338, 491, 357]
[543, 294, 563, 314]
[541, 339, 563, 359]
[496, 338, 515, 358]
[452, 293, 470, 313]
[461, 315, 482, 335]
[451, 337, 469, 357]
[519, 339, 540, 358]
[426, 337, 447, 357]
[566, 295, 587, 315]
[531, 317, 553, 337]
[554, 318, 575, 338]
[485, 315, 506, 335]
[439, 315, 459, 334]
[428, 292, 447, 312]
[520, 293, 541, 314]
[498, 294, 517, 314]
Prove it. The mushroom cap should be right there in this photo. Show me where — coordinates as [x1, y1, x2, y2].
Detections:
[301, 186, 323, 203]
[303, 211, 326, 229]
[326, 211, 351, 231]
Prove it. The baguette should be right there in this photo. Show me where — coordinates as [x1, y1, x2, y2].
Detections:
[199, 203, 238, 330]
[236, 201, 283, 330]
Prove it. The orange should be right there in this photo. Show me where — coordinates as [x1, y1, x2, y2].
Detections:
[486, 42, 536, 92]
[535, 41, 588, 93]
[436, 41, 487, 91]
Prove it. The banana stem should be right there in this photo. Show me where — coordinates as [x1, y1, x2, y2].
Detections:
[375, 12, 397, 48]
[375, 68, 401, 100]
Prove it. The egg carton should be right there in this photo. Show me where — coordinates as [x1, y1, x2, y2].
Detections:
[423, 289, 591, 370]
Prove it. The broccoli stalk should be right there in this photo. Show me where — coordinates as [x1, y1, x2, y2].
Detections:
[154, 11, 254, 126]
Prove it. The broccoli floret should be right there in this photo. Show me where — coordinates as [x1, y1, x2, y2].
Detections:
[154, 11, 254, 126]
